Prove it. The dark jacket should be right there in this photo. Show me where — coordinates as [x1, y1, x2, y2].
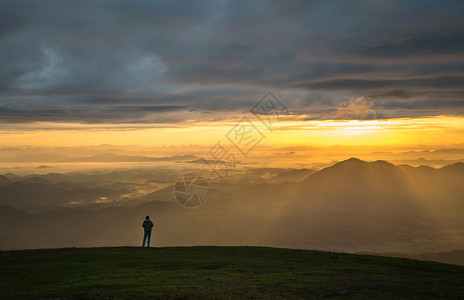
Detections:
[142, 219, 154, 232]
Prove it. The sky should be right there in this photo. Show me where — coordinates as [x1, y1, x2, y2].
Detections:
[1, 0, 464, 148]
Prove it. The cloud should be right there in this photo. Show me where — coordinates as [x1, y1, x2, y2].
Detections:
[300, 76, 464, 91]
[1, 0, 464, 124]
[335, 96, 377, 120]
[0, 104, 188, 124]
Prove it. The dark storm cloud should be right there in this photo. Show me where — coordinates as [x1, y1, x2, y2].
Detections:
[1, 0, 464, 123]
[301, 76, 464, 90]
[361, 32, 464, 58]
[380, 99, 464, 109]
[0, 104, 186, 123]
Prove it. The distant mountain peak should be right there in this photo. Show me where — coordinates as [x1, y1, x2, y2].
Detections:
[23, 176, 53, 185]
[335, 158, 394, 167]
[335, 157, 366, 166]
[440, 161, 464, 171]
[346, 157, 363, 162]
[371, 159, 394, 166]
[306, 157, 400, 181]
[0, 174, 12, 186]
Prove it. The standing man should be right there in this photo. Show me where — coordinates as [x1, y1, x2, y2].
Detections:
[142, 216, 154, 247]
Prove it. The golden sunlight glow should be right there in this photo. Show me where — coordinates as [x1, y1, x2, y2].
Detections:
[1, 116, 464, 147]
[262, 116, 464, 146]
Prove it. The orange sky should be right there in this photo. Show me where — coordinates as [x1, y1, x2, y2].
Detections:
[1, 115, 463, 148]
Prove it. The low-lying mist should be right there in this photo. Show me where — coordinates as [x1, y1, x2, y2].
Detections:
[1, 157, 464, 258]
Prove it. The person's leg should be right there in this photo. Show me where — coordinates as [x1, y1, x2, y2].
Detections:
[142, 232, 147, 247]
[147, 231, 151, 247]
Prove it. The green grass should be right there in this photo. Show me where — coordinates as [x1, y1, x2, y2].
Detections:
[1, 246, 464, 299]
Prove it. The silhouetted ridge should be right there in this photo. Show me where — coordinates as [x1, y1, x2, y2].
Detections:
[302, 157, 407, 196]
[3, 173, 22, 181]
[23, 176, 53, 185]
[0, 175, 12, 186]
[334, 157, 365, 166]
[440, 162, 464, 171]
[307, 157, 397, 179]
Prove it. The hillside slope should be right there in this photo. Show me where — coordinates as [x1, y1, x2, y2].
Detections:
[1, 246, 464, 299]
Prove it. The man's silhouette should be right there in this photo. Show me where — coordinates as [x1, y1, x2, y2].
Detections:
[142, 216, 154, 247]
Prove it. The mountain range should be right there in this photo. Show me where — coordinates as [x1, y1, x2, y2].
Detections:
[1, 158, 463, 254]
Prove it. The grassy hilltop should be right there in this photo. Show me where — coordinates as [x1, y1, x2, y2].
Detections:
[1, 246, 464, 299]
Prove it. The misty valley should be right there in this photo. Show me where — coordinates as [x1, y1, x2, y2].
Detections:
[1, 157, 463, 263]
